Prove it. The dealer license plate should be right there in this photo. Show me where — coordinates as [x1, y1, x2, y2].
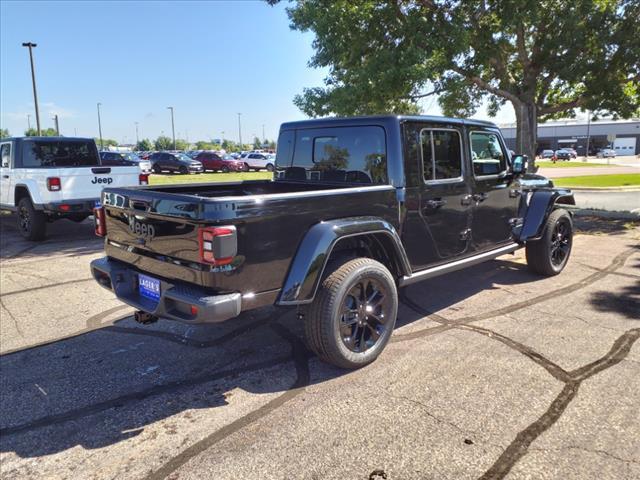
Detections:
[138, 274, 161, 302]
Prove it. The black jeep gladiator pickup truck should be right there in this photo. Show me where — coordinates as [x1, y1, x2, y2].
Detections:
[91, 115, 574, 368]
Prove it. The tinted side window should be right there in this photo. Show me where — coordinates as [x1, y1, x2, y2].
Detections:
[1, 143, 12, 167]
[420, 129, 462, 181]
[470, 131, 507, 176]
[288, 126, 387, 184]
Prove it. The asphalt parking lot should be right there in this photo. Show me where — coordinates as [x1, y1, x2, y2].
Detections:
[0, 214, 638, 480]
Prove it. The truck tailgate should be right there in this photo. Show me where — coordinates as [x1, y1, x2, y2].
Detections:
[58, 166, 141, 200]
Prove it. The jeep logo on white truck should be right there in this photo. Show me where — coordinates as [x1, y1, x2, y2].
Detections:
[128, 217, 156, 239]
[92, 177, 113, 184]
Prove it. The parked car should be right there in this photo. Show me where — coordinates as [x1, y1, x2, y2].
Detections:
[0, 137, 147, 240]
[149, 152, 203, 174]
[554, 149, 571, 161]
[243, 152, 275, 171]
[540, 149, 555, 159]
[597, 148, 616, 158]
[195, 151, 246, 172]
[91, 115, 575, 369]
[562, 148, 577, 158]
[101, 151, 152, 174]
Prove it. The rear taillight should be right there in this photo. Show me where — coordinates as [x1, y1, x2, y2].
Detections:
[47, 177, 61, 191]
[94, 207, 107, 237]
[139, 173, 149, 185]
[198, 226, 237, 265]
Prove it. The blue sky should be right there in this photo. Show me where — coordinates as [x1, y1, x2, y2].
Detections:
[1, 0, 514, 144]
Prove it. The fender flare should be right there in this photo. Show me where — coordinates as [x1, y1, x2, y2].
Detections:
[277, 216, 411, 305]
[14, 181, 44, 207]
[515, 189, 575, 242]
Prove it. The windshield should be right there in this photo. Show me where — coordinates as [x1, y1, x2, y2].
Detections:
[21, 139, 100, 168]
[222, 154, 235, 160]
[275, 126, 387, 184]
[122, 153, 141, 162]
[176, 153, 194, 162]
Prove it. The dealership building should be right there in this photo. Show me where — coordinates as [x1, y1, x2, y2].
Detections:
[501, 119, 640, 156]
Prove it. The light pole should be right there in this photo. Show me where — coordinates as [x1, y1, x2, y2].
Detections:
[22, 42, 41, 135]
[53, 114, 59, 135]
[167, 107, 176, 150]
[237, 113, 242, 149]
[96, 103, 103, 150]
[27, 114, 31, 131]
[262, 124, 265, 142]
[585, 110, 591, 161]
[135, 122, 139, 144]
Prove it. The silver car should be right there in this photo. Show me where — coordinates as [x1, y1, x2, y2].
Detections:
[242, 152, 275, 172]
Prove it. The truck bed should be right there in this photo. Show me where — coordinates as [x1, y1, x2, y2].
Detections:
[100, 179, 399, 303]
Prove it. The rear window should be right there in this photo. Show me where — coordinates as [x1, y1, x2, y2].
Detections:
[276, 126, 387, 184]
[21, 140, 99, 168]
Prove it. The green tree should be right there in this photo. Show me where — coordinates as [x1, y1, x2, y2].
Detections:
[274, 0, 640, 169]
[94, 138, 118, 149]
[222, 139, 239, 152]
[175, 139, 189, 151]
[253, 137, 263, 149]
[155, 135, 173, 151]
[136, 139, 153, 151]
[0, 128, 10, 139]
[25, 127, 58, 137]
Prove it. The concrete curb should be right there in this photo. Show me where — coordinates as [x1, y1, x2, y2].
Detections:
[566, 206, 640, 220]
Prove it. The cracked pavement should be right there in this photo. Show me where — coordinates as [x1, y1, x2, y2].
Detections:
[0, 216, 639, 479]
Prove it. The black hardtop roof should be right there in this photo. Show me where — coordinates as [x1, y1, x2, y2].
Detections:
[279, 114, 498, 130]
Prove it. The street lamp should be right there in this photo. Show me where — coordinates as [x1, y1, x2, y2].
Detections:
[52, 114, 59, 135]
[237, 113, 242, 148]
[135, 122, 139, 144]
[27, 114, 31, 131]
[22, 42, 41, 135]
[96, 103, 104, 150]
[167, 107, 176, 150]
[262, 124, 265, 142]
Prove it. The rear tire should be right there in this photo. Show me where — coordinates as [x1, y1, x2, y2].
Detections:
[304, 258, 398, 369]
[17, 197, 47, 241]
[526, 209, 573, 276]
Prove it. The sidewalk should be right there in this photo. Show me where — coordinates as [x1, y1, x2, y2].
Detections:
[538, 165, 639, 178]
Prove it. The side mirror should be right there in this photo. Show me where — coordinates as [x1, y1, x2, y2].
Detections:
[511, 154, 527, 175]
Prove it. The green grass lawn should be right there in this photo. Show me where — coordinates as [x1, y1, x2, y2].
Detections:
[554, 174, 640, 188]
[536, 161, 610, 168]
[149, 171, 272, 185]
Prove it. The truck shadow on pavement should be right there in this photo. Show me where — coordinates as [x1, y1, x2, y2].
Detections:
[0, 256, 549, 460]
[0, 217, 102, 260]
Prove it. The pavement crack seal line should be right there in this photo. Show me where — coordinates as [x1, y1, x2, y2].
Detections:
[392, 247, 635, 344]
[478, 328, 640, 480]
[143, 323, 311, 480]
[396, 264, 640, 479]
[0, 311, 291, 436]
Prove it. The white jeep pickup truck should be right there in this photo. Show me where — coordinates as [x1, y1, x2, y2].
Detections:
[0, 136, 147, 240]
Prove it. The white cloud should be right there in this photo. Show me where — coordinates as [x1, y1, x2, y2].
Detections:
[41, 102, 76, 119]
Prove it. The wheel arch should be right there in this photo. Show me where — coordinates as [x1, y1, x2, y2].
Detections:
[516, 189, 575, 242]
[14, 183, 41, 206]
[277, 216, 411, 306]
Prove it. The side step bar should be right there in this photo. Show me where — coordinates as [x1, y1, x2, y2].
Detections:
[399, 243, 521, 287]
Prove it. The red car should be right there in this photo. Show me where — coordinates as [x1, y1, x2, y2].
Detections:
[195, 152, 247, 172]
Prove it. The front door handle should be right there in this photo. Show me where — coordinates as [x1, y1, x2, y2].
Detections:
[2, 175, 9, 179]
[424, 198, 446, 209]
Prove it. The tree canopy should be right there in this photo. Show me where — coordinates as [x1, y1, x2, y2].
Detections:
[0, 128, 10, 139]
[25, 127, 59, 137]
[136, 139, 154, 151]
[274, 0, 640, 165]
[154, 136, 173, 151]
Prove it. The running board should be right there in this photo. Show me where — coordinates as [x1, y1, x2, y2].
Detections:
[399, 243, 521, 287]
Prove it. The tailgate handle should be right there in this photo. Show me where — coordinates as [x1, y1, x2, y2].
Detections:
[130, 199, 151, 211]
[92, 167, 111, 174]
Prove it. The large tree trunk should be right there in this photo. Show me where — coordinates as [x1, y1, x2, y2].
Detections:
[513, 101, 538, 172]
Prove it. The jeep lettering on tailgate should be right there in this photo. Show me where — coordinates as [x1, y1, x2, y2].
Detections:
[92, 177, 113, 184]
[128, 217, 156, 239]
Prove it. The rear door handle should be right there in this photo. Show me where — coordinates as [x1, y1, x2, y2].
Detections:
[2, 175, 9, 179]
[424, 198, 447, 209]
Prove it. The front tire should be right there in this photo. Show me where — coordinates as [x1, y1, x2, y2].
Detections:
[526, 209, 573, 276]
[221, 165, 230, 173]
[152, 164, 162, 174]
[304, 258, 398, 369]
[266, 163, 274, 172]
[17, 197, 47, 241]
[179, 166, 188, 174]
